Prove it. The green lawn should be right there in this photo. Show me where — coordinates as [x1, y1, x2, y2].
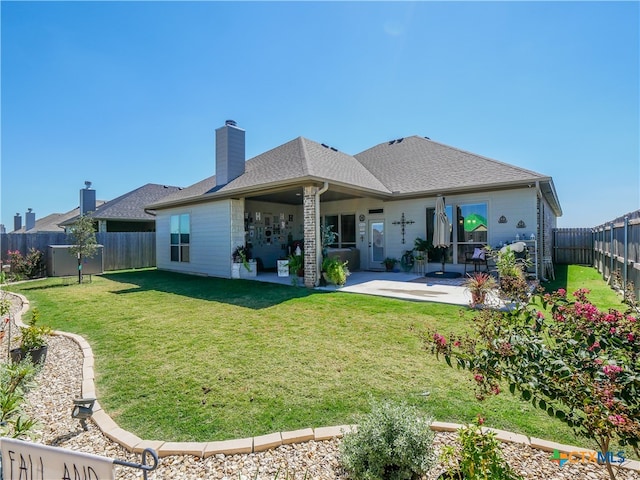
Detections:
[6, 266, 628, 446]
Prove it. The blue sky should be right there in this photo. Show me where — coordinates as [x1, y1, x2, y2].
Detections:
[1, 1, 638, 229]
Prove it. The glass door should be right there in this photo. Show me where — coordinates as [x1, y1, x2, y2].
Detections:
[370, 220, 385, 269]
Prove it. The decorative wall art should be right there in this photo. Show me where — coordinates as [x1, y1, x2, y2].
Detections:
[517, 220, 526, 228]
[498, 215, 507, 224]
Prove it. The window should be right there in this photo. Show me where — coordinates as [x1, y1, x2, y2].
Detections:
[170, 214, 190, 262]
[456, 203, 488, 260]
[323, 213, 356, 248]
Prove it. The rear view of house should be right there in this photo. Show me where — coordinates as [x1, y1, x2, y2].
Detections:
[147, 121, 561, 286]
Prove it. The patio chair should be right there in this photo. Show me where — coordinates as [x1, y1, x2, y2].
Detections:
[464, 247, 489, 275]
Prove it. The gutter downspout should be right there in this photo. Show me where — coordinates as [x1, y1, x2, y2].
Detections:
[315, 182, 329, 286]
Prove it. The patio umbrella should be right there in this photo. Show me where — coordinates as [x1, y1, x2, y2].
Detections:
[433, 196, 450, 272]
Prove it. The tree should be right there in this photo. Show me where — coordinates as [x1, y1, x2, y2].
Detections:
[425, 288, 640, 480]
[67, 215, 98, 284]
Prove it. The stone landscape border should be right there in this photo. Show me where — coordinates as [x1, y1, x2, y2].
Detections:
[8, 292, 640, 472]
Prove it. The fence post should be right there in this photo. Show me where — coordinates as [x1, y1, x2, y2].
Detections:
[610, 222, 614, 283]
[624, 216, 629, 299]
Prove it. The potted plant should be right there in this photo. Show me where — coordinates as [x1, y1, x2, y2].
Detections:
[288, 254, 304, 285]
[322, 257, 350, 286]
[10, 307, 51, 364]
[486, 246, 530, 305]
[382, 257, 398, 272]
[400, 250, 415, 272]
[463, 272, 497, 307]
[231, 245, 256, 278]
[414, 237, 432, 258]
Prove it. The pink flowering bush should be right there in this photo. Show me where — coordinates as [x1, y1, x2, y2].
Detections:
[7, 248, 43, 280]
[425, 288, 639, 480]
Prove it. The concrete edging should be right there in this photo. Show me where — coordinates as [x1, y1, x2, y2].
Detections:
[7, 292, 640, 471]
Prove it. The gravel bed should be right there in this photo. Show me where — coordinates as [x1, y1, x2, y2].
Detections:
[3, 295, 638, 479]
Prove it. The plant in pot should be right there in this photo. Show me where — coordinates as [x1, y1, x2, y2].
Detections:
[414, 237, 432, 259]
[288, 253, 304, 286]
[382, 257, 398, 272]
[463, 272, 497, 307]
[487, 246, 531, 305]
[231, 245, 256, 278]
[322, 257, 350, 286]
[400, 249, 415, 272]
[11, 308, 51, 364]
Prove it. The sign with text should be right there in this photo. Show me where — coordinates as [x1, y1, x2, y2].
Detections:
[1, 437, 114, 480]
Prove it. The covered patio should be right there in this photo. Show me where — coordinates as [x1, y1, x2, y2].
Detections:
[246, 265, 472, 306]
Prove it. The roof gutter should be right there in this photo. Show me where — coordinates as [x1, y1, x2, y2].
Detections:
[315, 182, 329, 286]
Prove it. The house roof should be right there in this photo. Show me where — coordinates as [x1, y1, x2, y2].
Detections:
[61, 183, 181, 226]
[11, 202, 106, 233]
[151, 137, 391, 208]
[148, 134, 562, 216]
[355, 136, 551, 194]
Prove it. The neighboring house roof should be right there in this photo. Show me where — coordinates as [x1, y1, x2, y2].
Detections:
[60, 183, 181, 226]
[11, 202, 106, 233]
[148, 135, 562, 216]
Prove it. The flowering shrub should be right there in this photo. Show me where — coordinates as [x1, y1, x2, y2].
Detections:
[425, 288, 639, 480]
[7, 248, 43, 280]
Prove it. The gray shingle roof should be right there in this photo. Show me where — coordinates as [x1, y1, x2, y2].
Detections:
[12, 202, 106, 233]
[222, 137, 390, 193]
[148, 134, 560, 216]
[89, 183, 181, 220]
[354, 136, 550, 195]
[149, 137, 391, 208]
[60, 184, 180, 225]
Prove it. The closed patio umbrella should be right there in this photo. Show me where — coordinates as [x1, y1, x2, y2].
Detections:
[433, 196, 450, 273]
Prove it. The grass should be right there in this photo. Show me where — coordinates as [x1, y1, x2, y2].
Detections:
[5, 266, 629, 447]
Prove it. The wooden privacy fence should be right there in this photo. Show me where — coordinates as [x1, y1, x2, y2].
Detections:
[0, 232, 156, 272]
[554, 211, 640, 302]
[592, 212, 640, 301]
[553, 228, 593, 265]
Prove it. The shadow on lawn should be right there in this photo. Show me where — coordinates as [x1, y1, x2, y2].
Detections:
[540, 263, 568, 293]
[101, 269, 319, 309]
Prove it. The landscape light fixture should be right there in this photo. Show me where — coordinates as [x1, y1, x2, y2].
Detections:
[71, 397, 96, 431]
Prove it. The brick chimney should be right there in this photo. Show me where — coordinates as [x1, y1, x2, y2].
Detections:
[13, 213, 22, 232]
[80, 181, 96, 216]
[25, 208, 35, 231]
[215, 120, 245, 186]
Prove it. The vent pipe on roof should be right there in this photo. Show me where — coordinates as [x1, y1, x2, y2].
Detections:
[80, 181, 96, 216]
[216, 120, 245, 187]
[13, 213, 22, 232]
[25, 208, 35, 231]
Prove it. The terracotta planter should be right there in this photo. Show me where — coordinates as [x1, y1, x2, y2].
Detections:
[471, 291, 487, 305]
[10, 345, 48, 364]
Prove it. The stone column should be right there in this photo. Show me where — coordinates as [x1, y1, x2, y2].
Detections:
[303, 186, 319, 287]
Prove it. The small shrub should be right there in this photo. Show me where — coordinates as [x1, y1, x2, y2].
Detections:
[339, 400, 435, 480]
[0, 358, 39, 439]
[440, 416, 522, 480]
